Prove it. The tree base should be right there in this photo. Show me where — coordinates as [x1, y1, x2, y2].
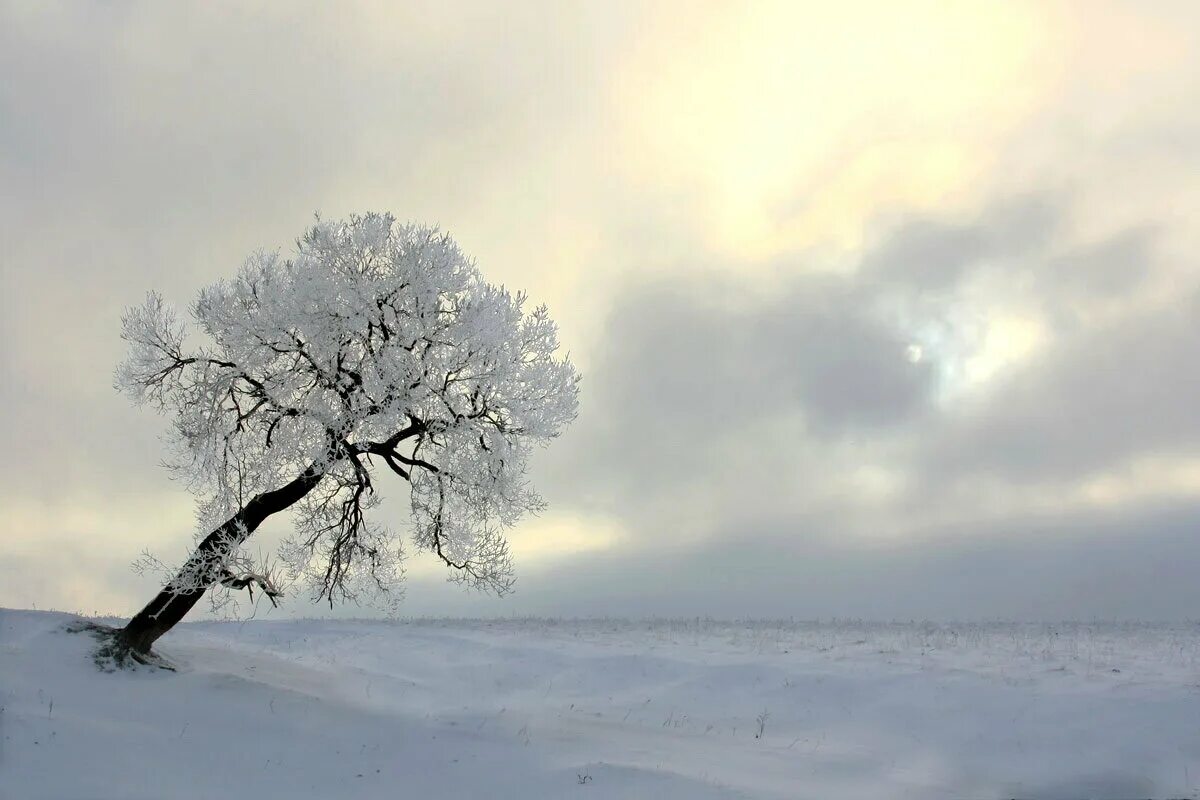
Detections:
[65, 620, 176, 672]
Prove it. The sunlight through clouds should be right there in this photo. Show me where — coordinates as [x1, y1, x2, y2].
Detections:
[960, 313, 1046, 390]
[616, 0, 1055, 258]
[402, 512, 625, 581]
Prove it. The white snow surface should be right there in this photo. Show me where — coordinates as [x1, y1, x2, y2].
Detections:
[2, 609, 1199, 799]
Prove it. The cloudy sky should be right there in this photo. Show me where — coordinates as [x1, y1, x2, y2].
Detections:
[3, 1, 1200, 620]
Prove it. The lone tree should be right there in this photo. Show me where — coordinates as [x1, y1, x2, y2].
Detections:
[112, 213, 579, 659]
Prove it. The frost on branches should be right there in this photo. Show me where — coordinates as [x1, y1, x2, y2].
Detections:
[116, 213, 579, 639]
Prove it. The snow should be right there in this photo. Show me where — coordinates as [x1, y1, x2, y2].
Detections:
[3, 609, 1199, 799]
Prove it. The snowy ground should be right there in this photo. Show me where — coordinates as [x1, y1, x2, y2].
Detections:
[2, 610, 1199, 799]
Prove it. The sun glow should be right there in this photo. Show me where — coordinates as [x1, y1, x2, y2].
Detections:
[506, 513, 626, 568]
[960, 313, 1047, 388]
[617, 1, 1056, 260]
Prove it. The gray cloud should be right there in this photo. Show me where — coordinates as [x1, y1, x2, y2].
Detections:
[401, 497, 1200, 621]
[617, 276, 935, 431]
[547, 196, 1119, 510]
[521, 193, 1200, 620]
[755, 281, 936, 431]
[860, 194, 1061, 291]
[524, 272, 940, 571]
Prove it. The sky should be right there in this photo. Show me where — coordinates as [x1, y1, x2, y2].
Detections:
[3, 1, 1200, 621]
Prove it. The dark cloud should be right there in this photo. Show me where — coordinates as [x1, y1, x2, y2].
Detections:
[536, 270, 934, 531]
[754, 280, 935, 431]
[1043, 227, 1158, 304]
[402, 498, 1200, 621]
[860, 194, 1061, 291]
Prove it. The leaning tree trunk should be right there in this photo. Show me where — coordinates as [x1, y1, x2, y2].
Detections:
[119, 466, 325, 656]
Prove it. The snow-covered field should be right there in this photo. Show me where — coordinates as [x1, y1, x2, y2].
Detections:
[2, 609, 1199, 799]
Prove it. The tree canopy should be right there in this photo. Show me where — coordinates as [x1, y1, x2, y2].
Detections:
[117, 213, 579, 613]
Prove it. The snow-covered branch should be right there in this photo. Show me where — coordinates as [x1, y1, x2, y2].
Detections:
[118, 212, 579, 614]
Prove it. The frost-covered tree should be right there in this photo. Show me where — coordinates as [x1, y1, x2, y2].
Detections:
[113, 213, 579, 658]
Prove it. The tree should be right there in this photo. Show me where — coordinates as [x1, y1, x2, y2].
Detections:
[112, 213, 579, 659]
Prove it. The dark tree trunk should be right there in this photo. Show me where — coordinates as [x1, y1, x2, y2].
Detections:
[119, 465, 325, 656]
